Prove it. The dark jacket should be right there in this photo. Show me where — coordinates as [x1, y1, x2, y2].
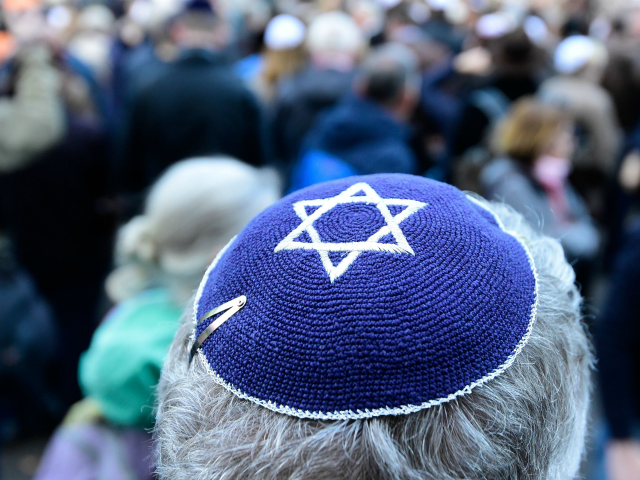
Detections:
[0, 118, 114, 293]
[272, 66, 354, 167]
[120, 49, 265, 195]
[301, 95, 417, 176]
[0, 117, 115, 400]
[597, 223, 640, 439]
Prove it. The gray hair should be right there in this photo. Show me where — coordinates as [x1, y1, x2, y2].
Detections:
[306, 11, 364, 57]
[106, 156, 280, 303]
[154, 199, 592, 480]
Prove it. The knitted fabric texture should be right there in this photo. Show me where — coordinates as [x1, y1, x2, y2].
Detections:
[192, 174, 537, 420]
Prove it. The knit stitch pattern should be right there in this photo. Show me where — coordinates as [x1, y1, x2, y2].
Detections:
[193, 174, 537, 419]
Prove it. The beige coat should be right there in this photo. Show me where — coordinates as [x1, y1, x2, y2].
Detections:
[0, 46, 66, 173]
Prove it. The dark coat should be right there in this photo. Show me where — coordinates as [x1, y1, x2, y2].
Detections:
[597, 223, 640, 439]
[120, 49, 266, 195]
[0, 118, 114, 293]
[301, 95, 417, 176]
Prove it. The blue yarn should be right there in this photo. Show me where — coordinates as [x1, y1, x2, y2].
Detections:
[194, 174, 537, 418]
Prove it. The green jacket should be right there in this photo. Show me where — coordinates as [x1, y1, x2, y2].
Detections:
[79, 289, 183, 429]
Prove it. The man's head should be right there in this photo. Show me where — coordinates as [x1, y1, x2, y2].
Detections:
[170, 0, 227, 50]
[354, 43, 420, 121]
[106, 157, 280, 303]
[155, 175, 592, 480]
[306, 11, 364, 71]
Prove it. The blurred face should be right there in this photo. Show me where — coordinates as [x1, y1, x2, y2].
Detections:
[545, 123, 575, 160]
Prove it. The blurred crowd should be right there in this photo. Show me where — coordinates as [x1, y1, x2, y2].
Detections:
[1, 0, 640, 477]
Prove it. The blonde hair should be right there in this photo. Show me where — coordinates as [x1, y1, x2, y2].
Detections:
[262, 45, 307, 87]
[495, 99, 566, 165]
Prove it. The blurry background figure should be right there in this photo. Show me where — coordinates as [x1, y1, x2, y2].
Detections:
[481, 99, 600, 288]
[33, 157, 280, 480]
[451, 27, 544, 178]
[119, 0, 266, 212]
[593, 59, 640, 478]
[231, 0, 271, 83]
[0, 235, 60, 442]
[0, 9, 14, 64]
[422, 0, 467, 54]
[108, 0, 183, 126]
[538, 35, 621, 217]
[291, 42, 420, 191]
[597, 222, 640, 480]
[67, 5, 116, 84]
[0, 26, 65, 173]
[345, 0, 384, 42]
[272, 11, 364, 185]
[245, 13, 307, 102]
[0, 43, 114, 416]
[0, 0, 114, 435]
[601, 8, 640, 137]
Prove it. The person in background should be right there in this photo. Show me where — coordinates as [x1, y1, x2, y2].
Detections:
[119, 0, 267, 207]
[33, 157, 280, 480]
[291, 43, 420, 191]
[596, 222, 640, 480]
[272, 11, 364, 182]
[593, 109, 640, 480]
[66, 5, 116, 85]
[602, 12, 640, 138]
[450, 28, 543, 161]
[481, 99, 600, 284]
[0, 4, 115, 410]
[422, 0, 466, 54]
[0, 235, 60, 441]
[0, 10, 14, 64]
[246, 13, 307, 103]
[0, 12, 65, 173]
[538, 35, 621, 216]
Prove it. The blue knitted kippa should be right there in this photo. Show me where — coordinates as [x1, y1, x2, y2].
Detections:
[191, 174, 538, 420]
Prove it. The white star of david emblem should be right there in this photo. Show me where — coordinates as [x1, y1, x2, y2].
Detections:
[275, 182, 427, 282]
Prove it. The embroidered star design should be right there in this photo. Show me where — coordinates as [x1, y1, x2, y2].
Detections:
[275, 182, 427, 282]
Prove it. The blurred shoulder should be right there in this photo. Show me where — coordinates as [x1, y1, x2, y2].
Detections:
[105, 288, 183, 330]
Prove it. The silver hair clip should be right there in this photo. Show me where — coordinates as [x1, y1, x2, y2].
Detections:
[189, 295, 246, 365]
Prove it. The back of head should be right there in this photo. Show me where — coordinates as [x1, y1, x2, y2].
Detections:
[155, 175, 591, 480]
[496, 98, 565, 165]
[307, 11, 364, 62]
[356, 43, 420, 107]
[108, 157, 280, 302]
[171, 0, 226, 49]
[489, 27, 542, 76]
